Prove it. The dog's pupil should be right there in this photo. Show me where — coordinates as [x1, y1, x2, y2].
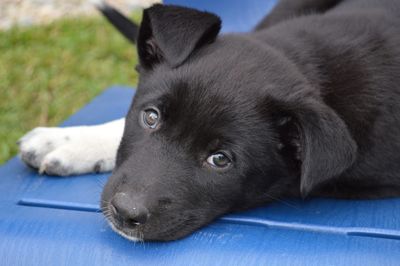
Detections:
[145, 110, 158, 126]
[213, 153, 228, 166]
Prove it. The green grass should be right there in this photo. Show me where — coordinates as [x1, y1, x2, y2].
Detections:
[0, 13, 141, 164]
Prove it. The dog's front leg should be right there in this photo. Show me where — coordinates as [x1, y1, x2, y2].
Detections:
[18, 118, 125, 176]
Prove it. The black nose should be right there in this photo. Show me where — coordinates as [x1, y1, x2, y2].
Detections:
[110, 193, 149, 229]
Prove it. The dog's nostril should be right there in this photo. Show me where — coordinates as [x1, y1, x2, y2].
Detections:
[109, 193, 150, 228]
[126, 218, 140, 228]
[129, 207, 149, 224]
[117, 206, 149, 229]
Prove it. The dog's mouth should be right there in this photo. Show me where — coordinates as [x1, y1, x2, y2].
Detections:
[107, 219, 144, 242]
[104, 215, 199, 242]
[102, 203, 216, 241]
[103, 204, 199, 242]
[102, 204, 145, 241]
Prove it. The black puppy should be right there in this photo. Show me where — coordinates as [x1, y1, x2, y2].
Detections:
[19, 0, 400, 241]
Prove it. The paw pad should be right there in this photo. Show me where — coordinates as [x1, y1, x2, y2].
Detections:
[21, 151, 37, 168]
[40, 159, 69, 176]
[93, 160, 105, 173]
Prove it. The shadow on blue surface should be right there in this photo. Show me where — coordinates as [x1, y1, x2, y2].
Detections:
[1, 1, 400, 265]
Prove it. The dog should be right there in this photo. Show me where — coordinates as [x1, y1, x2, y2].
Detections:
[18, 0, 400, 241]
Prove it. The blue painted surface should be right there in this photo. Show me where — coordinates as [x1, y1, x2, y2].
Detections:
[1, 1, 400, 265]
[164, 0, 277, 33]
[1, 87, 400, 266]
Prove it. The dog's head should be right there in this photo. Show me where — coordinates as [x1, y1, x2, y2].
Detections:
[101, 4, 357, 241]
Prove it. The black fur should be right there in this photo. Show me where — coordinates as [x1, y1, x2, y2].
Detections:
[96, 2, 139, 43]
[101, 0, 400, 241]
[137, 4, 221, 68]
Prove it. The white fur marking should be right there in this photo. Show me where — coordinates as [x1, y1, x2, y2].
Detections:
[18, 118, 125, 176]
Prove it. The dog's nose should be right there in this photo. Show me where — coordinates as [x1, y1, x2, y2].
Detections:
[110, 193, 149, 228]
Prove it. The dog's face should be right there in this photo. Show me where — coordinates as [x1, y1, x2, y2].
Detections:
[101, 4, 357, 241]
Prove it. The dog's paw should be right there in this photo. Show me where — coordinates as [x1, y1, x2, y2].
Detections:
[18, 127, 71, 170]
[38, 145, 115, 176]
[18, 125, 119, 176]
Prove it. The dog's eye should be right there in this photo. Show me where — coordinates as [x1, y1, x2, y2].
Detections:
[206, 152, 232, 169]
[141, 108, 160, 129]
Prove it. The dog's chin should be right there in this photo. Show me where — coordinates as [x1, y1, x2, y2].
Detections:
[107, 221, 144, 242]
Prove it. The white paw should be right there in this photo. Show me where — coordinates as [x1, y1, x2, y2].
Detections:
[18, 119, 124, 176]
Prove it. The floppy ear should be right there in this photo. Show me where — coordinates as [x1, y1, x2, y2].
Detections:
[277, 98, 357, 197]
[137, 4, 222, 69]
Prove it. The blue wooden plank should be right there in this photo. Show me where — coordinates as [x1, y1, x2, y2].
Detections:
[1, 87, 400, 266]
[1, 204, 400, 266]
[13, 87, 400, 238]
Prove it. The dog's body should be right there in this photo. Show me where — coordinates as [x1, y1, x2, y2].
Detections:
[18, 0, 400, 241]
[255, 0, 400, 198]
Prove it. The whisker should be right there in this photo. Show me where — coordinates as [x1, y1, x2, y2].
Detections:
[264, 194, 300, 210]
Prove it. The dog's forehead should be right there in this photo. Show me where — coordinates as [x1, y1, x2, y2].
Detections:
[156, 78, 274, 149]
[162, 79, 242, 127]
[133, 35, 285, 142]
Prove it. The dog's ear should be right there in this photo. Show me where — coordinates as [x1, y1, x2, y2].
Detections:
[137, 4, 221, 69]
[138, 4, 221, 68]
[276, 98, 357, 197]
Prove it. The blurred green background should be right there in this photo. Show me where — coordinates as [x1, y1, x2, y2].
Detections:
[0, 13, 141, 164]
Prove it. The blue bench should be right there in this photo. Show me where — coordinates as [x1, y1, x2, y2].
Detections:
[1, 1, 400, 265]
